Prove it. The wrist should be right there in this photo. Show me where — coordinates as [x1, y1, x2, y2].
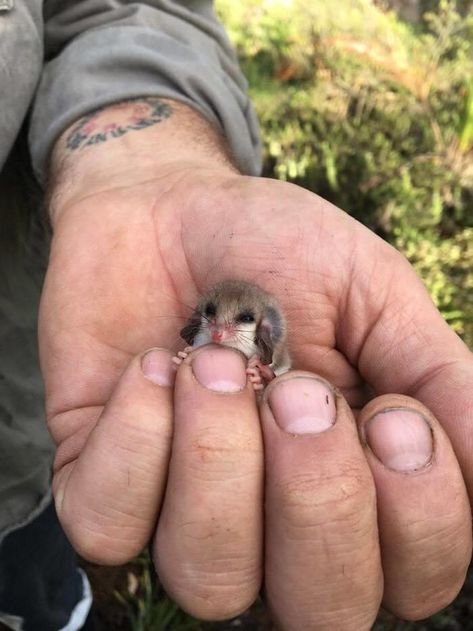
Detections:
[48, 98, 238, 222]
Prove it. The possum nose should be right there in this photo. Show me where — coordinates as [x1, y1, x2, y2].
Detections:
[212, 330, 223, 342]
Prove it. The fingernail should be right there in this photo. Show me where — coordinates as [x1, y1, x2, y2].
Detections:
[192, 346, 246, 392]
[141, 348, 175, 386]
[268, 377, 336, 434]
[365, 408, 433, 472]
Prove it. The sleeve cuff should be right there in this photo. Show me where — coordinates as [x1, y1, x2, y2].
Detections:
[29, 25, 261, 183]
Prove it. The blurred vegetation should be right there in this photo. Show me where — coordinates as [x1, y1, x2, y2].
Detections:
[114, 555, 199, 631]
[218, 0, 473, 347]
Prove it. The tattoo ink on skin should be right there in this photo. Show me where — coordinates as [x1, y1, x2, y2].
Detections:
[65, 98, 172, 152]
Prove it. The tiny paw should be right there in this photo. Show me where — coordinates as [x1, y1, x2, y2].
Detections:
[172, 347, 194, 369]
[259, 364, 276, 383]
[246, 356, 275, 386]
[247, 355, 261, 369]
[246, 365, 264, 391]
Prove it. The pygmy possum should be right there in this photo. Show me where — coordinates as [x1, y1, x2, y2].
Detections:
[172, 280, 291, 390]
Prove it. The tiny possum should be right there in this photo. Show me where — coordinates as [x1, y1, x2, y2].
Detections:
[173, 280, 291, 390]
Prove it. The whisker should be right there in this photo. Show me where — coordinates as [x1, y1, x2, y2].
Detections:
[198, 313, 211, 324]
[235, 331, 254, 346]
[151, 290, 200, 314]
[151, 314, 189, 321]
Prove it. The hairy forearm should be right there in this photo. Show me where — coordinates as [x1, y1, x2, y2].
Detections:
[48, 97, 238, 224]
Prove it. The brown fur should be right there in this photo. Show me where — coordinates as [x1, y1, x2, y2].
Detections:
[181, 280, 290, 371]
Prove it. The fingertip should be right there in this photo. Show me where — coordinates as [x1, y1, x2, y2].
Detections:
[358, 394, 439, 474]
[190, 345, 247, 392]
[141, 347, 176, 387]
[364, 408, 433, 473]
[263, 372, 337, 435]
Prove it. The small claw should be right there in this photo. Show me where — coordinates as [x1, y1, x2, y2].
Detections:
[177, 350, 189, 359]
[172, 356, 183, 366]
[259, 365, 276, 382]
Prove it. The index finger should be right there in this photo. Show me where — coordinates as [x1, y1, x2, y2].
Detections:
[153, 345, 264, 620]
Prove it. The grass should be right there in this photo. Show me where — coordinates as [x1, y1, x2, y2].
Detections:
[83, 554, 473, 630]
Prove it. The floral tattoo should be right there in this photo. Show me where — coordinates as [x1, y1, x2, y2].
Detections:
[65, 98, 173, 151]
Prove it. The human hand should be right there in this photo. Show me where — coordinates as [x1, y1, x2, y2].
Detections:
[40, 100, 473, 629]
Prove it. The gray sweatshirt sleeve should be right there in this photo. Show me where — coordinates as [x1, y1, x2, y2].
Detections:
[29, 0, 261, 183]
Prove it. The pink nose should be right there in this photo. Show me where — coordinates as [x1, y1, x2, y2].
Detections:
[211, 330, 223, 342]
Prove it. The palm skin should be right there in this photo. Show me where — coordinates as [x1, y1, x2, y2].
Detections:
[42, 168, 470, 424]
[40, 167, 473, 627]
[42, 170, 377, 464]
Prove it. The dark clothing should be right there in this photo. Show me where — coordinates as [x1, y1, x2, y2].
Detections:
[0, 502, 92, 631]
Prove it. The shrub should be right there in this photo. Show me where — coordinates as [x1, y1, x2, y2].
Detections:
[217, 0, 473, 345]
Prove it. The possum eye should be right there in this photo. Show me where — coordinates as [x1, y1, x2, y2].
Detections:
[237, 311, 255, 323]
[204, 302, 217, 317]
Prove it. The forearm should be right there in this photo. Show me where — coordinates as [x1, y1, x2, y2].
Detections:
[48, 98, 238, 223]
[31, 1, 261, 190]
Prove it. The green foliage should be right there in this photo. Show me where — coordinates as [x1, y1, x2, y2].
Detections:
[115, 554, 199, 631]
[459, 78, 473, 152]
[217, 0, 473, 346]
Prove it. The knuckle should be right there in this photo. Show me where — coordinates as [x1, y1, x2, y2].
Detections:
[155, 521, 262, 620]
[167, 567, 260, 621]
[68, 525, 142, 565]
[274, 465, 375, 531]
[184, 428, 262, 478]
[61, 502, 147, 564]
[386, 522, 470, 621]
[392, 579, 464, 621]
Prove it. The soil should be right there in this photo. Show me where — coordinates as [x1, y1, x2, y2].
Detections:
[82, 560, 473, 631]
[1, 561, 471, 631]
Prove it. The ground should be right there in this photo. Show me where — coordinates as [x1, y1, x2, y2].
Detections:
[82, 560, 473, 631]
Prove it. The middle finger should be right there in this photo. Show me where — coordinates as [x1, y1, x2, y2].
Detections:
[261, 371, 383, 631]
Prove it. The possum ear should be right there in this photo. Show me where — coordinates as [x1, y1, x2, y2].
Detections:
[180, 312, 202, 345]
[255, 324, 273, 365]
[255, 306, 283, 365]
